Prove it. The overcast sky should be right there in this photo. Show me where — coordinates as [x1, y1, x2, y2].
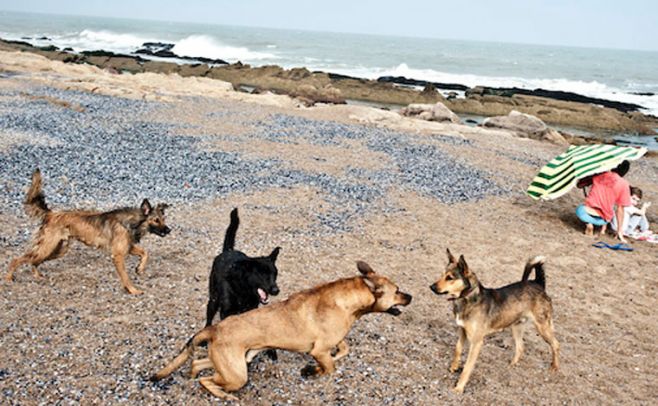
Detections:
[0, 0, 656, 51]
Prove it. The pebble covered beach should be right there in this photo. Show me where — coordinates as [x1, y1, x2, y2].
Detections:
[1, 52, 658, 405]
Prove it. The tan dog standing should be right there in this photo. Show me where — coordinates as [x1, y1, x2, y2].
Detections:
[430, 249, 559, 393]
[6, 169, 171, 294]
[150, 261, 412, 401]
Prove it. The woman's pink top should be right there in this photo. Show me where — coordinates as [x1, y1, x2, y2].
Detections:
[584, 172, 631, 221]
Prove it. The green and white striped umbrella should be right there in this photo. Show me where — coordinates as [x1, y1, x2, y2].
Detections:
[527, 144, 647, 200]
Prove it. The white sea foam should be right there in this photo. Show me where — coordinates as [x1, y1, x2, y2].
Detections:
[47, 30, 158, 53]
[15, 30, 279, 64]
[326, 63, 658, 116]
[171, 35, 277, 63]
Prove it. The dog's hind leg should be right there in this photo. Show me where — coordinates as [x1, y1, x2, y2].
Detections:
[510, 323, 525, 366]
[200, 346, 248, 400]
[130, 245, 149, 275]
[453, 335, 484, 394]
[533, 316, 560, 371]
[31, 266, 44, 280]
[245, 350, 262, 363]
[199, 374, 239, 402]
[449, 328, 466, 373]
[332, 340, 349, 362]
[7, 255, 31, 281]
[190, 358, 213, 378]
[7, 235, 67, 281]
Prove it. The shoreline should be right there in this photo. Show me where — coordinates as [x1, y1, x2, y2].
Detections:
[1, 37, 658, 142]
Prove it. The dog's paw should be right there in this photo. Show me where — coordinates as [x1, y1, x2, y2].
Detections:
[127, 287, 144, 295]
[449, 364, 462, 373]
[265, 349, 278, 362]
[452, 386, 465, 394]
[300, 364, 320, 378]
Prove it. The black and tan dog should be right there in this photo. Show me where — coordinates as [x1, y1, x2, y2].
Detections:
[430, 249, 560, 393]
[6, 169, 171, 295]
[150, 261, 412, 401]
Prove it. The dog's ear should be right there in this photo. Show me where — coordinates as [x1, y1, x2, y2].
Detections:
[157, 203, 170, 212]
[141, 199, 152, 215]
[269, 247, 281, 262]
[362, 276, 378, 293]
[457, 255, 470, 276]
[446, 248, 457, 264]
[357, 261, 375, 277]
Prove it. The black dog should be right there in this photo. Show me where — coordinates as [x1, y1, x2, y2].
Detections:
[206, 208, 281, 360]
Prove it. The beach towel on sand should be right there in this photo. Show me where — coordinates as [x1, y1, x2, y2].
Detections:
[527, 144, 647, 201]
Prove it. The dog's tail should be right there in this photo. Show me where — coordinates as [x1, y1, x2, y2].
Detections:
[24, 168, 50, 220]
[222, 208, 239, 252]
[149, 326, 214, 381]
[521, 256, 546, 289]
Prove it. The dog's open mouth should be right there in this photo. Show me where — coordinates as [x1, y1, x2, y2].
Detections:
[257, 288, 269, 304]
[386, 306, 402, 316]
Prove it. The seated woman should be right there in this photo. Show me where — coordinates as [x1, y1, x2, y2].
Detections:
[575, 161, 632, 243]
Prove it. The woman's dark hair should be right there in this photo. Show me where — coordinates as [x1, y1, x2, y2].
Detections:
[630, 186, 643, 199]
[612, 160, 630, 177]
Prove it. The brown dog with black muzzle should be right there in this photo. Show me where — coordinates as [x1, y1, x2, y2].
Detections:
[150, 261, 412, 401]
[430, 249, 560, 394]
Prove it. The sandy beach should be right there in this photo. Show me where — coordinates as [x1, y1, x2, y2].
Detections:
[1, 50, 657, 405]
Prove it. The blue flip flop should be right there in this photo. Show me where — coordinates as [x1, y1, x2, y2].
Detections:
[592, 241, 634, 251]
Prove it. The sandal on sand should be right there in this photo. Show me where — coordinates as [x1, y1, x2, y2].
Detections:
[592, 241, 634, 251]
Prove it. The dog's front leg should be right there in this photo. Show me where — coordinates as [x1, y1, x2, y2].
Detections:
[453, 336, 484, 394]
[111, 251, 143, 295]
[130, 245, 148, 275]
[449, 328, 466, 373]
[301, 348, 334, 378]
[332, 340, 349, 362]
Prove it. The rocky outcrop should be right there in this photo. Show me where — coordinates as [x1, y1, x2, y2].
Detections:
[447, 93, 657, 134]
[291, 84, 345, 106]
[400, 102, 460, 123]
[481, 110, 567, 144]
[178, 63, 210, 77]
[466, 85, 642, 113]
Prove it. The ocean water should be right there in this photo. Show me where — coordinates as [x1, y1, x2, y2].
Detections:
[1, 10, 657, 148]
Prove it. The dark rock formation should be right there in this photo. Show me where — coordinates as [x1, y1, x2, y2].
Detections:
[378, 76, 469, 91]
[466, 85, 643, 113]
[81, 50, 144, 60]
[135, 42, 228, 65]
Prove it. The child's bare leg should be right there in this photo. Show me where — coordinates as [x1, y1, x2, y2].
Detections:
[585, 223, 594, 236]
[599, 223, 607, 236]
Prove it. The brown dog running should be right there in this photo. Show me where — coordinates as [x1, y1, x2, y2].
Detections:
[150, 261, 412, 401]
[430, 249, 560, 394]
[6, 169, 171, 295]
